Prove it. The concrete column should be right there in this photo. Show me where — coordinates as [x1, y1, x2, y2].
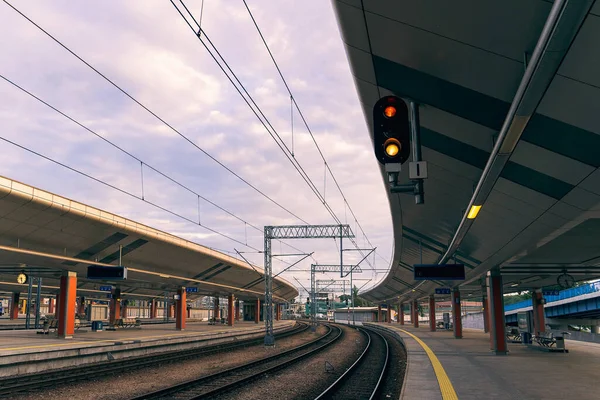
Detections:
[228, 294, 235, 326]
[150, 299, 157, 319]
[57, 271, 77, 339]
[78, 296, 85, 316]
[429, 295, 436, 332]
[377, 304, 382, 322]
[592, 325, 600, 334]
[235, 299, 240, 320]
[48, 297, 55, 315]
[482, 294, 490, 333]
[487, 271, 508, 355]
[413, 300, 419, 328]
[387, 305, 392, 323]
[110, 288, 121, 325]
[122, 300, 128, 319]
[176, 287, 186, 330]
[255, 298, 260, 323]
[10, 292, 20, 320]
[399, 303, 404, 325]
[452, 288, 462, 339]
[532, 290, 546, 336]
[214, 297, 220, 320]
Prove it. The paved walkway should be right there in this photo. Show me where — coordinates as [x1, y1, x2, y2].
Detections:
[0, 320, 288, 354]
[369, 324, 600, 400]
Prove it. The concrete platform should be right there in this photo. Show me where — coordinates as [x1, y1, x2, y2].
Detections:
[368, 323, 600, 400]
[0, 320, 295, 377]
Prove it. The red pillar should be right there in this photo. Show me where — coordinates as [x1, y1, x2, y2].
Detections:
[122, 300, 128, 319]
[532, 290, 546, 336]
[48, 297, 55, 315]
[187, 305, 192, 318]
[387, 305, 391, 323]
[452, 288, 462, 339]
[429, 295, 436, 332]
[399, 303, 404, 325]
[482, 293, 490, 333]
[377, 304, 381, 322]
[235, 299, 240, 321]
[169, 304, 175, 319]
[110, 288, 121, 325]
[151, 299, 157, 319]
[255, 298, 260, 323]
[176, 287, 186, 330]
[10, 292, 19, 320]
[57, 271, 77, 339]
[275, 303, 281, 321]
[228, 294, 234, 326]
[488, 271, 508, 355]
[413, 300, 419, 328]
[214, 297, 220, 320]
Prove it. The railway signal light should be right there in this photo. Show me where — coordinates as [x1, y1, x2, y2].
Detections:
[373, 96, 410, 165]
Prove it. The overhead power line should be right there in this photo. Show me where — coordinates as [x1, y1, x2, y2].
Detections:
[0, 73, 311, 260]
[241, 0, 387, 267]
[1, 0, 308, 226]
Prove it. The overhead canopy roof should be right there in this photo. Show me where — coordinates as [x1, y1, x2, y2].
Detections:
[0, 176, 298, 302]
[332, 0, 600, 303]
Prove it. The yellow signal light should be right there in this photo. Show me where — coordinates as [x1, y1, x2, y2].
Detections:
[384, 138, 401, 157]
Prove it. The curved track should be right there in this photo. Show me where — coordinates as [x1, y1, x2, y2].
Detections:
[315, 326, 389, 400]
[131, 324, 343, 400]
[0, 322, 308, 397]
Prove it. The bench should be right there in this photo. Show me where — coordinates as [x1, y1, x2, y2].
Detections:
[533, 331, 556, 347]
[506, 327, 521, 342]
[114, 318, 141, 329]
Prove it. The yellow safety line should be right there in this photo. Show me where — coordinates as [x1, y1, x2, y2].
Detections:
[399, 329, 459, 400]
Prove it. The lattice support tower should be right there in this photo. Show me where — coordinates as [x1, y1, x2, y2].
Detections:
[264, 224, 354, 346]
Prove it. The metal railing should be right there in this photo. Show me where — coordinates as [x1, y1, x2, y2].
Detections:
[505, 281, 600, 312]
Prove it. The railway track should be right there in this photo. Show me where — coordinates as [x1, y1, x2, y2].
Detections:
[130, 324, 343, 400]
[0, 322, 308, 397]
[315, 326, 389, 400]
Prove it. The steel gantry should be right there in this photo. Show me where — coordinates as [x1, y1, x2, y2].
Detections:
[310, 266, 361, 330]
[263, 224, 354, 346]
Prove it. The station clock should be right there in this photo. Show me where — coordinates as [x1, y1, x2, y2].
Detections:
[17, 272, 28, 284]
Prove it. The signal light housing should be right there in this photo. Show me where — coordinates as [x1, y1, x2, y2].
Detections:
[373, 96, 410, 165]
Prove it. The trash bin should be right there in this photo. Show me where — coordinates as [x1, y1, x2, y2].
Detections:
[91, 321, 104, 332]
[555, 335, 565, 350]
[521, 332, 532, 344]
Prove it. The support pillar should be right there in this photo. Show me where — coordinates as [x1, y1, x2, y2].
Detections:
[235, 299, 240, 321]
[275, 303, 281, 321]
[48, 297, 55, 315]
[377, 304, 382, 322]
[482, 293, 490, 333]
[387, 305, 391, 323]
[532, 290, 546, 336]
[214, 297, 220, 320]
[176, 287, 186, 330]
[110, 288, 121, 325]
[78, 296, 85, 316]
[57, 271, 77, 339]
[122, 300, 128, 319]
[399, 303, 404, 325]
[487, 270, 508, 355]
[429, 295, 436, 332]
[452, 288, 462, 339]
[10, 292, 19, 320]
[150, 299, 157, 319]
[228, 294, 234, 326]
[413, 300, 419, 328]
[255, 298, 260, 324]
[169, 304, 175, 319]
[592, 325, 600, 334]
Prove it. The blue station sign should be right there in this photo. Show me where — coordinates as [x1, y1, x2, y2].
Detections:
[542, 290, 560, 297]
[435, 288, 452, 295]
[186, 287, 198, 293]
[99, 285, 113, 292]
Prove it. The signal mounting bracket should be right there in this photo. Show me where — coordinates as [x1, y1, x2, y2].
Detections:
[387, 101, 426, 203]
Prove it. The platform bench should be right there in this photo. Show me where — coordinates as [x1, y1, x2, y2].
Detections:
[114, 318, 142, 329]
[533, 331, 556, 347]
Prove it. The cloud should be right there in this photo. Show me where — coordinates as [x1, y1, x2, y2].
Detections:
[0, 0, 393, 298]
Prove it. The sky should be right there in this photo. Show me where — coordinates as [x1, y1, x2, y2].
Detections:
[0, 0, 394, 300]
